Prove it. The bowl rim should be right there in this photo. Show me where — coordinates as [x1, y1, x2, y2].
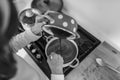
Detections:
[45, 37, 79, 67]
[42, 25, 80, 40]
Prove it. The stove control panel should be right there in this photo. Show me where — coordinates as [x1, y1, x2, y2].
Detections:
[26, 43, 44, 63]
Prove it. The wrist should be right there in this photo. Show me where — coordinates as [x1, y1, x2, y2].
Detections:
[31, 27, 42, 36]
[51, 68, 63, 74]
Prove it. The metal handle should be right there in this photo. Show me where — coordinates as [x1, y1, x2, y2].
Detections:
[69, 58, 79, 68]
[44, 35, 54, 42]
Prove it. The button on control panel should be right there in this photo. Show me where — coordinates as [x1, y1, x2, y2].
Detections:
[26, 43, 44, 63]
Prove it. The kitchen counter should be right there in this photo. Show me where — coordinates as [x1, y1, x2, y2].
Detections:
[17, 41, 120, 80]
[66, 41, 120, 80]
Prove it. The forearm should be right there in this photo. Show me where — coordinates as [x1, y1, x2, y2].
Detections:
[9, 29, 41, 52]
[51, 74, 64, 80]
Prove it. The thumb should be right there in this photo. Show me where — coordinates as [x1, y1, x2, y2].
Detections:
[33, 22, 45, 31]
[35, 15, 46, 24]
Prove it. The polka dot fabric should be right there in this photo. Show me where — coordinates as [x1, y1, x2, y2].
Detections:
[43, 11, 80, 39]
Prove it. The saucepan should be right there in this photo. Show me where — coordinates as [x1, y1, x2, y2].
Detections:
[45, 37, 79, 68]
[42, 11, 80, 40]
[18, 8, 42, 30]
[19, 8, 80, 40]
[18, 8, 54, 31]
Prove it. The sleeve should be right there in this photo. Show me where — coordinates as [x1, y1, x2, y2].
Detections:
[9, 28, 41, 52]
[51, 74, 64, 80]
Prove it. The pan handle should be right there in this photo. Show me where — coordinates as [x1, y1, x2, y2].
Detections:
[69, 58, 79, 68]
[44, 35, 54, 42]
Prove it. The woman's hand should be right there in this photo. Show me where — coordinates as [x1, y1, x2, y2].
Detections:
[31, 16, 46, 36]
[47, 52, 64, 74]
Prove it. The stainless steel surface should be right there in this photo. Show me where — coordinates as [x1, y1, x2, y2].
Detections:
[45, 37, 79, 68]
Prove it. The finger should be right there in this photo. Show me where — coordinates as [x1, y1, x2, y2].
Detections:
[49, 52, 56, 60]
[35, 15, 46, 23]
[47, 55, 51, 63]
[50, 52, 56, 56]
[49, 52, 59, 60]
[47, 59, 51, 66]
[36, 22, 45, 27]
[58, 54, 63, 59]
[25, 10, 33, 17]
[50, 52, 58, 57]
[47, 52, 54, 61]
[57, 54, 62, 58]
[47, 58, 50, 63]
[49, 55, 53, 60]
[36, 15, 44, 20]
[34, 21, 45, 30]
[32, 9, 42, 15]
[44, 15, 54, 23]
[58, 55, 64, 62]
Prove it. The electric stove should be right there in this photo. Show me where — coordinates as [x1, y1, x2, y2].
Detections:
[21, 24, 101, 79]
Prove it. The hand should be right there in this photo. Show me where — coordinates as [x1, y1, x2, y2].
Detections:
[31, 15, 53, 36]
[31, 16, 46, 36]
[47, 52, 64, 74]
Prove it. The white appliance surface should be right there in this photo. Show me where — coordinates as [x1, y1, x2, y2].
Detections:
[63, 0, 120, 51]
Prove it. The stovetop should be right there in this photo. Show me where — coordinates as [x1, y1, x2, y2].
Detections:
[21, 24, 101, 79]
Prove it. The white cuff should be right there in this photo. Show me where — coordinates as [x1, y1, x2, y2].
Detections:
[51, 74, 64, 80]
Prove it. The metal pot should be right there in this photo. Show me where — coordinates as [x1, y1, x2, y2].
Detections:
[31, 0, 63, 13]
[42, 11, 80, 40]
[45, 37, 79, 68]
[19, 9, 80, 40]
[18, 8, 42, 30]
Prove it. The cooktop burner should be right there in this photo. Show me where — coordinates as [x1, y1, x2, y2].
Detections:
[22, 25, 101, 79]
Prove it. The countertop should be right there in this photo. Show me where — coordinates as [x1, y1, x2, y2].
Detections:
[17, 41, 120, 80]
[65, 42, 120, 80]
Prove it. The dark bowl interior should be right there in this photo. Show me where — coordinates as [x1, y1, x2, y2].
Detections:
[44, 26, 75, 39]
[46, 39, 78, 64]
[19, 10, 37, 25]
